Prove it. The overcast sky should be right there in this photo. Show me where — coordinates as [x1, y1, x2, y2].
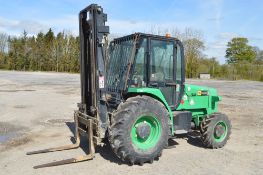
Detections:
[0, 0, 262, 64]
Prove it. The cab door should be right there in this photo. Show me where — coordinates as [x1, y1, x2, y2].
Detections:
[149, 39, 177, 109]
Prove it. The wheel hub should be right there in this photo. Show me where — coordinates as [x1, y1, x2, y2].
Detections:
[136, 122, 151, 140]
[214, 124, 225, 138]
[131, 115, 161, 150]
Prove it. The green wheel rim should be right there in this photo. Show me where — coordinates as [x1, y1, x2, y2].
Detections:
[213, 121, 228, 143]
[131, 115, 161, 150]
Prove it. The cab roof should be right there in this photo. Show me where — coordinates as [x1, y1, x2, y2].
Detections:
[112, 33, 180, 43]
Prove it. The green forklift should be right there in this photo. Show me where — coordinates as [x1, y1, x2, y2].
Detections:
[27, 4, 231, 168]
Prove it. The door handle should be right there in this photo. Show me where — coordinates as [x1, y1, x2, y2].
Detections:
[149, 82, 158, 87]
[165, 82, 177, 86]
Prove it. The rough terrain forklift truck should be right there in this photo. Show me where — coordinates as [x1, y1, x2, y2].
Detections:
[27, 4, 231, 168]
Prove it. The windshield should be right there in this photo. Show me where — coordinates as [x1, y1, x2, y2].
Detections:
[106, 38, 136, 92]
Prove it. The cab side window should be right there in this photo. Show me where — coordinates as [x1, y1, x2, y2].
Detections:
[150, 40, 174, 82]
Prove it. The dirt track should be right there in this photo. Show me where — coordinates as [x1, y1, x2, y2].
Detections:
[0, 70, 262, 175]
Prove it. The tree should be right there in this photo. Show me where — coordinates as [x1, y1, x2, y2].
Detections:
[169, 28, 204, 78]
[198, 57, 220, 78]
[44, 28, 55, 71]
[225, 37, 256, 63]
[0, 33, 8, 68]
[3, 29, 80, 72]
[184, 38, 205, 78]
[253, 46, 263, 61]
[0, 33, 8, 53]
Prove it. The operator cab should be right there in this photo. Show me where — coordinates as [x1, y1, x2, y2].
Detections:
[107, 33, 185, 109]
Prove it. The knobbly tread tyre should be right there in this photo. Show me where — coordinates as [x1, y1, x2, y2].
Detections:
[200, 113, 231, 149]
[109, 95, 169, 165]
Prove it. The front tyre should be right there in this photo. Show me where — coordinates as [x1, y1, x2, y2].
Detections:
[109, 96, 169, 165]
[200, 113, 231, 148]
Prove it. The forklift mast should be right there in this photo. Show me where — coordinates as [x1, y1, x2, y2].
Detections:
[25, 5, 110, 168]
[79, 4, 109, 137]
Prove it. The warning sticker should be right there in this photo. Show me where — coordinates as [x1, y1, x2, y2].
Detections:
[99, 76, 104, 88]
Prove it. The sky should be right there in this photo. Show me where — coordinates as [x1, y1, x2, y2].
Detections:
[0, 0, 262, 64]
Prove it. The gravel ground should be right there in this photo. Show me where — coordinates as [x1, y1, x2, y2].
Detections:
[0, 70, 262, 175]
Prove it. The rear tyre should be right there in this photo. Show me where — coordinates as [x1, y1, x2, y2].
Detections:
[200, 113, 231, 148]
[109, 95, 169, 165]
